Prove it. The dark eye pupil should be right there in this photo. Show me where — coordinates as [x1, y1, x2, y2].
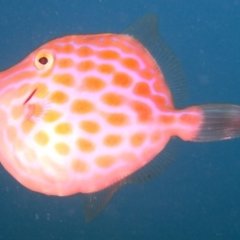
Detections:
[39, 57, 48, 65]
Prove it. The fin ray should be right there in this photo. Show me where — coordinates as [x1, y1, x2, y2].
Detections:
[126, 138, 179, 183]
[123, 14, 187, 108]
[82, 138, 179, 221]
[82, 181, 123, 222]
[194, 104, 240, 141]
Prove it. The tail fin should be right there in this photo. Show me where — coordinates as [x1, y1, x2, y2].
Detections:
[193, 104, 240, 142]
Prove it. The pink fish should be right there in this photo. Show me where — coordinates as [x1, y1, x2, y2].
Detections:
[0, 15, 240, 221]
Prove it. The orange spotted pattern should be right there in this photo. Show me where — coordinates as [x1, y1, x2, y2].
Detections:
[0, 31, 203, 198]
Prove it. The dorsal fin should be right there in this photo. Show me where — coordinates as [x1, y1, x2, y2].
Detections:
[123, 14, 187, 108]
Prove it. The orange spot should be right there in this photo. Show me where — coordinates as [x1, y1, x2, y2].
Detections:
[62, 44, 75, 54]
[98, 50, 119, 60]
[34, 131, 49, 146]
[53, 73, 74, 87]
[61, 44, 74, 53]
[151, 95, 167, 109]
[32, 83, 48, 98]
[43, 110, 61, 122]
[130, 132, 146, 147]
[58, 58, 74, 69]
[106, 113, 128, 126]
[80, 120, 100, 133]
[150, 130, 162, 143]
[16, 84, 31, 98]
[121, 152, 137, 163]
[55, 122, 72, 135]
[21, 119, 35, 134]
[77, 60, 95, 72]
[72, 159, 89, 173]
[54, 44, 74, 53]
[104, 134, 122, 147]
[95, 155, 115, 168]
[131, 101, 152, 122]
[76, 46, 94, 57]
[152, 79, 169, 93]
[113, 72, 132, 88]
[97, 64, 114, 74]
[83, 76, 106, 91]
[133, 82, 151, 98]
[122, 57, 139, 70]
[71, 99, 94, 114]
[39, 69, 53, 79]
[11, 105, 23, 120]
[101, 93, 123, 106]
[120, 45, 134, 54]
[76, 138, 95, 152]
[55, 142, 70, 155]
[50, 91, 68, 104]
[160, 115, 175, 124]
[140, 69, 154, 80]
[6, 126, 17, 141]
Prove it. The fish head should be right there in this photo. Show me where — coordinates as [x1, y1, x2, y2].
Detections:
[0, 38, 72, 134]
[0, 36, 90, 194]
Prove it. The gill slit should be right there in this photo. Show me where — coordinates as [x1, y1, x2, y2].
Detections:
[23, 88, 38, 105]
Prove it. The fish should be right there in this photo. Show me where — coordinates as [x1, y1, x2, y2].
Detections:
[0, 14, 240, 222]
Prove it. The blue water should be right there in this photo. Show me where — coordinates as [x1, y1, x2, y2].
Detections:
[0, 0, 240, 239]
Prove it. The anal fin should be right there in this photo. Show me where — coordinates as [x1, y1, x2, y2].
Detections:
[82, 180, 123, 222]
[82, 139, 178, 222]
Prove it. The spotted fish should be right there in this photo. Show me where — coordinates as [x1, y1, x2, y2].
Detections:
[0, 15, 240, 221]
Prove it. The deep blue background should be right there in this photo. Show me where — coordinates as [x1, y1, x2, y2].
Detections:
[0, 0, 240, 239]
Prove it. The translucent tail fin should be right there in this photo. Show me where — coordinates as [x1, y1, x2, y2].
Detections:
[193, 104, 240, 142]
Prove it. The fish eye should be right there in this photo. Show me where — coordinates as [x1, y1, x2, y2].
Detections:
[39, 56, 48, 65]
[34, 50, 55, 70]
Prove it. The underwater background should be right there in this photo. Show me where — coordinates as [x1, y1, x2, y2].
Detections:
[0, 0, 240, 239]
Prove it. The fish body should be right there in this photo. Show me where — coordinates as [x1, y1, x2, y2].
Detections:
[0, 33, 201, 196]
[1, 15, 240, 221]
